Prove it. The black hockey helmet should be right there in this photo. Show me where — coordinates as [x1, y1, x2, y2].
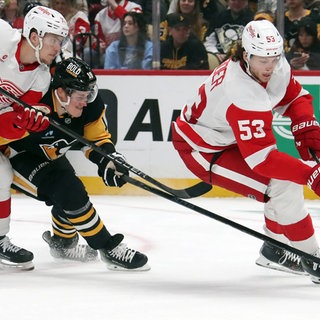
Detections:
[52, 57, 98, 103]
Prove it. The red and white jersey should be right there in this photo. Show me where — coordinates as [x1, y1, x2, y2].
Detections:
[94, 0, 142, 48]
[173, 56, 314, 184]
[68, 11, 90, 43]
[0, 19, 51, 114]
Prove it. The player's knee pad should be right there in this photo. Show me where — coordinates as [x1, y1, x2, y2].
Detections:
[267, 179, 306, 224]
[38, 170, 89, 211]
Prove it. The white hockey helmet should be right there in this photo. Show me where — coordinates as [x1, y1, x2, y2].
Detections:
[22, 6, 69, 39]
[242, 20, 283, 57]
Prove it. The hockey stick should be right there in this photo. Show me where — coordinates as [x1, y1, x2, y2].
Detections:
[0, 86, 212, 199]
[123, 175, 320, 266]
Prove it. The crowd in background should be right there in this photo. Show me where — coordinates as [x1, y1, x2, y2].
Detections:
[1, 0, 320, 70]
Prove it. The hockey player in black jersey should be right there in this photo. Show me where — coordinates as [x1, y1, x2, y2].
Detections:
[7, 57, 150, 271]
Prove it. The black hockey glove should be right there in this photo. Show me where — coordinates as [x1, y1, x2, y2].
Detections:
[98, 152, 128, 187]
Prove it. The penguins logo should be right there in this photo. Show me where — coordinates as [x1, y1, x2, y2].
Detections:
[40, 139, 76, 160]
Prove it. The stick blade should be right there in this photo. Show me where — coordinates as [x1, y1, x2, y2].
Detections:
[175, 182, 212, 199]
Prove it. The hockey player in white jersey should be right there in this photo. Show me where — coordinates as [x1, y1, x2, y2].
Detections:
[172, 20, 320, 283]
[0, 6, 69, 270]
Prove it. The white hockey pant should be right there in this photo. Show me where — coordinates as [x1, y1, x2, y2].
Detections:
[0, 152, 13, 236]
[265, 178, 318, 254]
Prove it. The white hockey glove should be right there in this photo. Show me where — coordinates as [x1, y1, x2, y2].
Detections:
[98, 152, 128, 187]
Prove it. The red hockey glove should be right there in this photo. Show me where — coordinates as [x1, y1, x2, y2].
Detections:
[98, 152, 128, 187]
[0, 112, 25, 139]
[307, 164, 320, 197]
[291, 117, 320, 160]
[13, 104, 51, 133]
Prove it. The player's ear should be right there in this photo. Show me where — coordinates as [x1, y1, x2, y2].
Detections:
[29, 31, 40, 46]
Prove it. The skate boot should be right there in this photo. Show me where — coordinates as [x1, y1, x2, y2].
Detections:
[255, 242, 306, 275]
[99, 233, 150, 271]
[0, 236, 34, 271]
[42, 231, 98, 263]
[301, 250, 320, 284]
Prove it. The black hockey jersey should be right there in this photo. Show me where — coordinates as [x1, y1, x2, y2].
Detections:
[8, 89, 116, 165]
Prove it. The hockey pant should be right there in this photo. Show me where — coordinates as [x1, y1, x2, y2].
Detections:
[175, 146, 318, 254]
[0, 152, 13, 236]
[10, 153, 111, 250]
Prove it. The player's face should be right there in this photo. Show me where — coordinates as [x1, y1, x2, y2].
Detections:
[248, 55, 280, 83]
[67, 90, 91, 118]
[39, 33, 64, 65]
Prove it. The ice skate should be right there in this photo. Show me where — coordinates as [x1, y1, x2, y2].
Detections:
[42, 231, 98, 263]
[99, 234, 150, 271]
[0, 236, 34, 271]
[301, 250, 320, 284]
[255, 242, 306, 275]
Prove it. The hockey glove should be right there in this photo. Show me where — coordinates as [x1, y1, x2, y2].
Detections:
[291, 117, 320, 160]
[0, 112, 26, 139]
[98, 152, 129, 187]
[13, 104, 51, 133]
[307, 164, 320, 197]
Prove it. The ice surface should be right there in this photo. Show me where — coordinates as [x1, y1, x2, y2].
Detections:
[2, 194, 320, 320]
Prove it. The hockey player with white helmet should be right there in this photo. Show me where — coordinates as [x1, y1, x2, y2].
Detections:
[172, 19, 320, 283]
[0, 6, 68, 270]
[8, 57, 150, 271]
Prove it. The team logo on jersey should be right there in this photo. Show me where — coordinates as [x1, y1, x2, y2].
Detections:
[0, 79, 24, 106]
[272, 113, 293, 140]
[40, 138, 76, 160]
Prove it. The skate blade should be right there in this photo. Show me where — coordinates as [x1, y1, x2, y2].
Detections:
[255, 256, 306, 276]
[106, 262, 151, 272]
[309, 275, 320, 284]
[0, 259, 34, 271]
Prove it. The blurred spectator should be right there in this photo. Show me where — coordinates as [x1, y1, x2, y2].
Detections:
[0, 0, 24, 30]
[204, 0, 254, 65]
[161, 0, 208, 42]
[286, 16, 320, 69]
[50, 0, 90, 58]
[284, 0, 312, 52]
[104, 11, 152, 69]
[200, 0, 227, 31]
[135, 0, 169, 39]
[160, 13, 209, 69]
[88, 0, 142, 68]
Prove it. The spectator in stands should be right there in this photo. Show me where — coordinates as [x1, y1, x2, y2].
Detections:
[0, 0, 24, 30]
[284, 0, 312, 52]
[161, 0, 208, 42]
[286, 16, 320, 69]
[135, 0, 169, 39]
[50, 0, 90, 59]
[200, 0, 227, 31]
[204, 0, 254, 65]
[104, 11, 152, 69]
[160, 13, 209, 69]
[88, 0, 142, 68]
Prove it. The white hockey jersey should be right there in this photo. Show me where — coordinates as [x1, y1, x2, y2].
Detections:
[0, 19, 51, 115]
[172, 56, 314, 184]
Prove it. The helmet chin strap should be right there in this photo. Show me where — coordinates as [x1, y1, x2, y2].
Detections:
[26, 36, 45, 65]
[54, 89, 72, 116]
